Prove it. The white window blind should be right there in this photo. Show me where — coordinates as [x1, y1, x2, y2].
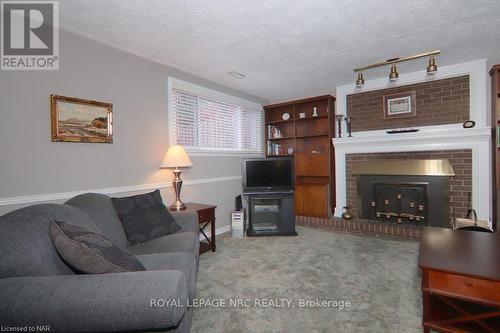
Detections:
[171, 87, 263, 154]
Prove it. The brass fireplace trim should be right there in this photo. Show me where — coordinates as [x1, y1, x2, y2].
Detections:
[351, 159, 455, 176]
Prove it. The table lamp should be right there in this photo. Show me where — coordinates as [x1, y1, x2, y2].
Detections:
[161, 145, 193, 211]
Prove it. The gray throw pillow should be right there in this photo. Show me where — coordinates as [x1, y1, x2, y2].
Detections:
[111, 189, 181, 244]
[50, 220, 146, 274]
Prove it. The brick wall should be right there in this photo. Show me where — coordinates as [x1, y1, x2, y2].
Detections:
[346, 150, 472, 225]
[296, 216, 422, 241]
[347, 75, 470, 132]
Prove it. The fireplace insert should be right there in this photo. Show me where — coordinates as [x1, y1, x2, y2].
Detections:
[353, 160, 454, 228]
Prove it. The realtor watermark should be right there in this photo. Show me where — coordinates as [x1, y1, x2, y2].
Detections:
[1, 1, 59, 70]
[150, 298, 352, 310]
[0, 326, 50, 332]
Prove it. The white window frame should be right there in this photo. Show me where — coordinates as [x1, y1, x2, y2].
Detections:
[168, 77, 264, 156]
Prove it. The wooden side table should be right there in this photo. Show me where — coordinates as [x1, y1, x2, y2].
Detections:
[184, 202, 217, 254]
[419, 227, 500, 333]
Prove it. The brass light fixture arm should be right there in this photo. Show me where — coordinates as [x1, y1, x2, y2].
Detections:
[354, 50, 440, 72]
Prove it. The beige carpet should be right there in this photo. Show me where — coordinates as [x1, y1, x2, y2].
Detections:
[192, 226, 422, 333]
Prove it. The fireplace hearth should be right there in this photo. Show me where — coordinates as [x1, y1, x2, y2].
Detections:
[353, 160, 455, 228]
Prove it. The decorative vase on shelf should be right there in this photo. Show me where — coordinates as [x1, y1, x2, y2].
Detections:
[312, 107, 318, 117]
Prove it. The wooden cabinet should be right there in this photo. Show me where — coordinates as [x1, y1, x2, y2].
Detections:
[489, 65, 500, 231]
[264, 95, 336, 218]
[419, 228, 500, 333]
[295, 183, 329, 217]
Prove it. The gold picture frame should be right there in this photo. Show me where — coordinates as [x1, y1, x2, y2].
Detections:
[497, 125, 500, 148]
[51, 94, 113, 143]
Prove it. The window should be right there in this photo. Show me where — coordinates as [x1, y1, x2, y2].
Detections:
[169, 78, 263, 155]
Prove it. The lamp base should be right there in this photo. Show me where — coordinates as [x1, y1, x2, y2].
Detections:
[169, 200, 187, 211]
[169, 169, 187, 211]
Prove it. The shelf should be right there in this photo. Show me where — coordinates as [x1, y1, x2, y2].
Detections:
[268, 136, 295, 141]
[266, 115, 329, 125]
[305, 151, 328, 155]
[295, 115, 328, 122]
[266, 154, 294, 157]
[266, 119, 295, 125]
[296, 133, 329, 139]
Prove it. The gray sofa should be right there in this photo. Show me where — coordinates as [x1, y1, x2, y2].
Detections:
[0, 193, 199, 333]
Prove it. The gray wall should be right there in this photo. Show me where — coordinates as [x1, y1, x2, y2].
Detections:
[0, 30, 266, 229]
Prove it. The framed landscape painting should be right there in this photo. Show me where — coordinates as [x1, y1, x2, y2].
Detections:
[51, 95, 113, 143]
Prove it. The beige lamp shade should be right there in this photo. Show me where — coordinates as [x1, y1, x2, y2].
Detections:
[161, 145, 193, 169]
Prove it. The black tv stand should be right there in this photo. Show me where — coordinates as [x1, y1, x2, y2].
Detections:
[244, 192, 297, 237]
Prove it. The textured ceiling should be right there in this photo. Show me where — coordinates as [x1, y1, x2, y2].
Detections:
[60, 0, 500, 103]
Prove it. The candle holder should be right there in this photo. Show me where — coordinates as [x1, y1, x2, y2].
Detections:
[335, 115, 344, 138]
[344, 116, 352, 137]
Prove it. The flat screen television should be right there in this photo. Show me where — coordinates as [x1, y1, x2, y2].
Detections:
[242, 157, 294, 193]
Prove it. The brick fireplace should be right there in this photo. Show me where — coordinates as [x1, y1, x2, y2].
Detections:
[332, 128, 491, 238]
[330, 61, 492, 238]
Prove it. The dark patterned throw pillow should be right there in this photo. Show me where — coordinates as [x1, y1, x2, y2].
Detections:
[111, 189, 181, 244]
[50, 220, 146, 274]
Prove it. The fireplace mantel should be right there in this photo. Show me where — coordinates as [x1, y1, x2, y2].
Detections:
[333, 124, 489, 148]
[332, 124, 492, 226]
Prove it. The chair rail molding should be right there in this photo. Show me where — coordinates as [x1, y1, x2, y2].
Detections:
[0, 175, 242, 207]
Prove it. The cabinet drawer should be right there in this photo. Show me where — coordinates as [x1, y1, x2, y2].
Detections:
[197, 208, 215, 223]
[428, 270, 500, 305]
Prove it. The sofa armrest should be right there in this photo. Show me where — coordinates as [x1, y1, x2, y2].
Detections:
[0, 270, 188, 333]
[171, 210, 199, 235]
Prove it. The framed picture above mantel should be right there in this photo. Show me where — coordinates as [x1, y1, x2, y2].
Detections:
[51, 94, 113, 143]
[383, 91, 416, 119]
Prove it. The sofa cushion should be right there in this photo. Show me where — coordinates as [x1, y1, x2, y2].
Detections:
[50, 220, 145, 274]
[0, 204, 99, 278]
[65, 193, 130, 248]
[112, 190, 181, 245]
[127, 231, 199, 258]
[137, 252, 197, 301]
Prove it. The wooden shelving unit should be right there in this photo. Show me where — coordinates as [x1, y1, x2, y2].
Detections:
[264, 95, 336, 218]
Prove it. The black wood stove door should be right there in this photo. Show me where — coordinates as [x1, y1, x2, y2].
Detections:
[358, 175, 449, 228]
[374, 183, 428, 224]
